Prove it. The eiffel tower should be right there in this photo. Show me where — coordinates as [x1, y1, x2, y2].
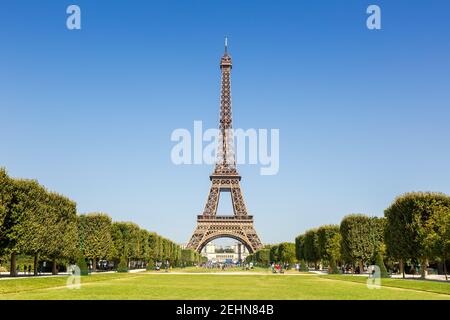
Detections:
[186, 39, 263, 253]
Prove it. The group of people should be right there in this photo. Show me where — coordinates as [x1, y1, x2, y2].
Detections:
[271, 262, 290, 274]
[201, 262, 237, 270]
[154, 260, 170, 272]
[242, 262, 254, 270]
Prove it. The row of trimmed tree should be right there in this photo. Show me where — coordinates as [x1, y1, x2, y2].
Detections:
[295, 217, 384, 274]
[294, 192, 450, 279]
[245, 192, 449, 279]
[0, 168, 202, 276]
[78, 213, 203, 272]
[246, 242, 297, 267]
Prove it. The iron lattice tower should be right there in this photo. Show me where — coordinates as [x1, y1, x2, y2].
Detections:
[186, 39, 263, 253]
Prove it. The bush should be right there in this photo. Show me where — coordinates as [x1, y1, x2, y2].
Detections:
[77, 256, 89, 276]
[300, 260, 308, 272]
[375, 252, 389, 278]
[117, 257, 128, 273]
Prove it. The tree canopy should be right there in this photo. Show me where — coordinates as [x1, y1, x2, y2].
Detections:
[340, 215, 384, 268]
[78, 213, 113, 270]
[303, 229, 319, 265]
[385, 192, 450, 277]
[317, 225, 341, 265]
[278, 242, 296, 264]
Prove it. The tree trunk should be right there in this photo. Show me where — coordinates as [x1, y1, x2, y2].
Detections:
[52, 258, 57, 275]
[10, 252, 17, 277]
[420, 259, 428, 279]
[93, 258, 97, 272]
[443, 257, 448, 281]
[33, 254, 38, 276]
[359, 260, 364, 274]
[400, 259, 405, 278]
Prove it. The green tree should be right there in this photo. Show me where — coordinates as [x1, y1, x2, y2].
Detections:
[303, 229, 320, 268]
[42, 192, 79, 275]
[0, 172, 78, 276]
[174, 245, 182, 267]
[78, 213, 113, 272]
[0, 168, 185, 277]
[161, 238, 171, 261]
[170, 242, 177, 265]
[295, 234, 305, 261]
[0, 169, 13, 242]
[181, 249, 197, 266]
[384, 192, 450, 278]
[269, 245, 279, 262]
[278, 242, 296, 265]
[255, 248, 271, 266]
[137, 229, 150, 267]
[340, 214, 382, 272]
[299, 259, 308, 272]
[156, 235, 163, 261]
[369, 217, 386, 259]
[117, 256, 128, 273]
[1, 177, 50, 276]
[422, 205, 450, 280]
[126, 223, 141, 266]
[317, 225, 341, 272]
[328, 233, 342, 265]
[110, 221, 140, 268]
[147, 232, 160, 264]
[110, 222, 124, 265]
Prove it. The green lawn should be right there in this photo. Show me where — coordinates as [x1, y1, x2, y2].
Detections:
[0, 272, 449, 300]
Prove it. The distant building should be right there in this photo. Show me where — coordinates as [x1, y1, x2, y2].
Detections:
[201, 241, 249, 263]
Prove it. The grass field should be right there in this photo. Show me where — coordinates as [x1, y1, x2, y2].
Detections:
[0, 271, 449, 300]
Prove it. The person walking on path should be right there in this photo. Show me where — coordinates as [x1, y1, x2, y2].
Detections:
[165, 260, 170, 272]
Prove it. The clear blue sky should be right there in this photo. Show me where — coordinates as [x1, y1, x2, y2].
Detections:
[1, 1, 449, 244]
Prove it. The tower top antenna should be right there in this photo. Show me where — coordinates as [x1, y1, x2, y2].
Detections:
[224, 36, 228, 54]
